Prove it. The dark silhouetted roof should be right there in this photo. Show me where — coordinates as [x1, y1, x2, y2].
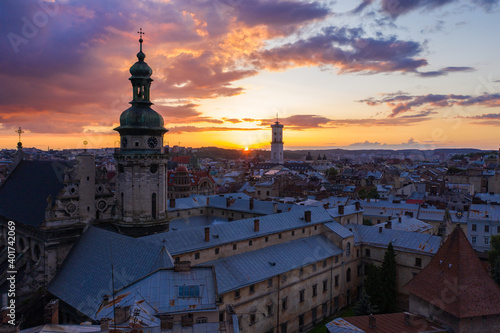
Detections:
[404, 225, 500, 318]
[0, 160, 73, 226]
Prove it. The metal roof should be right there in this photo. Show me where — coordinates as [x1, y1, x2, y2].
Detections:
[143, 207, 333, 255]
[323, 221, 355, 239]
[202, 234, 342, 294]
[48, 226, 171, 319]
[96, 267, 217, 322]
[346, 224, 441, 255]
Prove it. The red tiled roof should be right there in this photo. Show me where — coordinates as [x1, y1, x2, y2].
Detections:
[404, 225, 500, 318]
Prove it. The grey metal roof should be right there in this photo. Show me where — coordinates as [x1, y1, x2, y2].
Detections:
[326, 205, 362, 218]
[346, 224, 441, 255]
[202, 234, 342, 294]
[170, 215, 229, 231]
[96, 267, 217, 322]
[323, 221, 355, 239]
[48, 226, 171, 319]
[143, 207, 333, 255]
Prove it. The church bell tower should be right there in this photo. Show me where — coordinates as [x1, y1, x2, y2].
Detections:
[113, 30, 169, 235]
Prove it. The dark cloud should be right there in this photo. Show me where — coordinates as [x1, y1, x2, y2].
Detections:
[344, 138, 432, 149]
[169, 126, 261, 133]
[351, 0, 375, 14]
[236, 0, 329, 28]
[254, 26, 428, 74]
[361, 92, 500, 117]
[259, 114, 335, 129]
[156, 103, 224, 124]
[418, 66, 475, 77]
[369, 0, 499, 18]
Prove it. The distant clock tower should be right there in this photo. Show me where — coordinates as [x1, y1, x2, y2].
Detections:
[270, 117, 284, 164]
[113, 30, 169, 234]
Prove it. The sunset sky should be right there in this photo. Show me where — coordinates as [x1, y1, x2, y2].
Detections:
[1, 0, 500, 151]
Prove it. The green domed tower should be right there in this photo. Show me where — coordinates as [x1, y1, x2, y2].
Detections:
[113, 30, 169, 235]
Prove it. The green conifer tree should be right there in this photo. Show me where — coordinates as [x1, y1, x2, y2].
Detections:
[381, 242, 397, 313]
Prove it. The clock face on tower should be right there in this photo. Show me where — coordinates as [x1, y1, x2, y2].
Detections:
[121, 137, 128, 148]
[147, 136, 158, 148]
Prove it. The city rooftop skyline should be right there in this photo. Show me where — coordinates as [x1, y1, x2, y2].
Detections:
[1, 0, 500, 151]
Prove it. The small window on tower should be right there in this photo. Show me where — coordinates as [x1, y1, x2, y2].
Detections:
[135, 141, 139, 147]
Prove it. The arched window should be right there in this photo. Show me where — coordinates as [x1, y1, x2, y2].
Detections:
[152, 193, 157, 219]
[346, 268, 351, 282]
[346, 242, 351, 256]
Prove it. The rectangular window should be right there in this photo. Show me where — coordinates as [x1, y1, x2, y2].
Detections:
[356, 249, 359, 258]
[249, 314, 256, 325]
[200, 210, 203, 214]
[472, 236, 477, 244]
[279, 233, 282, 239]
[335, 275, 339, 287]
[249, 240, 253, 246]
[312, 263, 317, 271]
[195, 252, 200, 260]
[233, 244, 237, 250]
[282, 274, 287, 283]
[335, 256, 339, 263]
[268, 278, 273, 287]
[265, 236, 269, 242]
[302, 228, 305, 234]
[322, 302, 328, 317]
[323, 279, 328, 292]
[178, 285, 200, 298]
[299, 314, 304, 328]
[292, 230, 295, 236]
[472, 224, 477, 231]
[312, 284, 318, 297]
[280, 323, 287, 333]
[485, 225, 490, 233]
[215, 248, 219, 255]
[299, 289, 305, 302]
[249, 284, 255, 294]
[282, 297, 288, 310]
[299, 267, 304, 275]
[323, 259, 327, 268]
[334, 296, 339, 310]
[366, 249, 371, 257]
[267, 304, 274, 317]
[234, 289, 240, 299]
[196, 317, 207, 324]
[485, 237, 490, 245]
[415, 258, 422, 267]
[497, 226, 500, 234]
[357, 264, 362, 277]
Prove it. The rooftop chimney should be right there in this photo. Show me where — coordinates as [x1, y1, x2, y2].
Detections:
[44, 299, 59, 324]
[398, 216, 402, 223]
[254, 219, 260, 232]
[273, 202, 278, 214]
[338, 205, 344, 215]
[207, 197, 210, 205]
[249, 197, 254, 210]
[100, 318, 111, 332]
[379, 226, 383, 233]
[323, 203, 330, 209]
[369, 314, 376, 328]
[355, 201, 360, 211]
[305, 210, 312, 223]
[386, 221, 392, 229]
[205, 227, 210, 242]
[170, 198, 175, 208]
[226, 197, 231, 207]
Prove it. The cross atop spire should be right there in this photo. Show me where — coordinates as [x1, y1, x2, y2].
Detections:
[15, 127, 24, 143]
[137, 27, 145, 52]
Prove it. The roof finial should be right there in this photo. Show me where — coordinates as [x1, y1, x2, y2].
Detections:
[276, 112, 279, 123]
[137, 27, 145, 52]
